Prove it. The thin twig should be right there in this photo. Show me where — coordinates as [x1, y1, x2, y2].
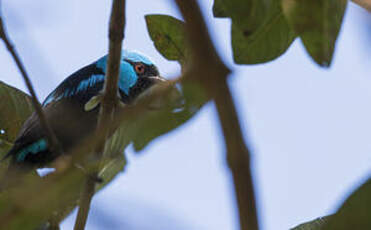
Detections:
[0, 8, 62, 156]
[72, 175, 96, 230]
[174, 0, 259, 229]
[73, 0, 126, 229]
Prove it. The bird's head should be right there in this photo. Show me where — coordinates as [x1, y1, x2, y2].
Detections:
[96, 50, 167, 105]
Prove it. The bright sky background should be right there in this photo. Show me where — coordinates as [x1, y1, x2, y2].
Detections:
[1, 1, 370, 230]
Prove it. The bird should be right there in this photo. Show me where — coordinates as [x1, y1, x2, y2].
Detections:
[1, 50, 168, 187]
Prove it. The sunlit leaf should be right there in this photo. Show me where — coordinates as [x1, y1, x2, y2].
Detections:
[282, 0, 347, 67]
[145, 14, 188, 65]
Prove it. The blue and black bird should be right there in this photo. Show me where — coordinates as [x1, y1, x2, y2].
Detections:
[1, 50, 167, 186]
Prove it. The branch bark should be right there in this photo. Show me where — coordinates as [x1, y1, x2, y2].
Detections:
[0, 9, 62, 157]
[73, 1, 126, 230]
[174, 0, 259, 229]
[352, 0, 371, 12]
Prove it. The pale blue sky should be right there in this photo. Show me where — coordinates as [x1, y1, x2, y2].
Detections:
[1, 1, 370, 230]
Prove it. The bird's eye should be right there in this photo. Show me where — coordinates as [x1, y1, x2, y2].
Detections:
[134, 63, 145, 74]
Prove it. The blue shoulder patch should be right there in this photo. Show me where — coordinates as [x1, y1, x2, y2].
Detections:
[76, 74, 105, 93]
[43, 74, 105, 106]
[17, 139, 47, 162]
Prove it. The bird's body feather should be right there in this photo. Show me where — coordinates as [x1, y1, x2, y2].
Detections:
[2, 50, 162, 176]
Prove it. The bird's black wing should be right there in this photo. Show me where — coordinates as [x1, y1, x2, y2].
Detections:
[4, 62, 106, 167]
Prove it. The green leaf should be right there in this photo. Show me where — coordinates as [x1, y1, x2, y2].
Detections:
[213, 0, 266, 32]
[132, 83, 207, 151]
[0, 168, 85, 230]
[0, 81, 34, 154]
[212, 0, 296, 64]
[0, 81, 34, 179]
[291, 216, 332, 230]
[97, 153, 126, 191]
[143, 14, 209, 151]
[145, 14, 188, 65]
[291, 177, 371, 230]
[282, 0, 347, 67]
[232, 0, 296, 64]
[213, 0, 229, 18]
[323, 177, 371, 230]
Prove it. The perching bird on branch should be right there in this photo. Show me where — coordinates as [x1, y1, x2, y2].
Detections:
[1, 50, 171, 187]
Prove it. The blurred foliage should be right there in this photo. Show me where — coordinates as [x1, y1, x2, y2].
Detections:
[323, 177, 371, 230]
[282, 0, 347, 67]
[291, 216, 332, 230]
[0, 167, 85, 230]
[130, 82, 207, 151]
[0, 81, 34, 176]
[0, 81, 33, 155]
[213, 0, 296, 64]
[0, 80, 128, 229]
[292, 177, 371, 230]
[127, 14, 208, 152]
[213, 0, 348, 66]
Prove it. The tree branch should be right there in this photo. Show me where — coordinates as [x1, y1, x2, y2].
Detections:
[73, 1, 126, 230]
[352, 0, 371, 12]
[174, 0, 259, 229]
[0, 8, 62, 156]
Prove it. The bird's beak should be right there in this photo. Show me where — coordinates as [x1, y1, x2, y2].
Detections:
[147, 75, 167, 84]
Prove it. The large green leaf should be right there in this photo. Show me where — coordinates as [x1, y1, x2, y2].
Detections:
[323, 177, 371, 230]
[291, 216, 332, 230]
[130, 82, 207, 151]
[0, 168, 85, 230]
[213, 0, 296, 64]
[145, 14, 188, 66]
[97, 153, 126, 191]
[213, 0, 229, 18]
[0, 81, 33, 153]
[213, 0, 266, 32]
[231, 0, 296, 64]
[282, 0, 347, 67]
[0, 81, 33, 176]
[291, 177, 371, 230]
[140, 14, 208, 152]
